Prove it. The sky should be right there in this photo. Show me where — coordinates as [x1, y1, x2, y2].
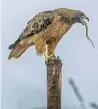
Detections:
[0, 0, 1, 108]
[1, 0, 98, 109]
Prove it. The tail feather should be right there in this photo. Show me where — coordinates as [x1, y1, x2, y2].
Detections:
[8, 43, 29, 59]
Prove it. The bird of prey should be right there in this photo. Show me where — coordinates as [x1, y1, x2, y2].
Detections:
[8, 8, 94, 61]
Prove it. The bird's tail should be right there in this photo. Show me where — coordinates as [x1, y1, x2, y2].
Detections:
[8, 41, 29, 59]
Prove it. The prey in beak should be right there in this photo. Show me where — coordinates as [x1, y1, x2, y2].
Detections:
[80, 14, 94, 48]
[80, 15, 89, 25]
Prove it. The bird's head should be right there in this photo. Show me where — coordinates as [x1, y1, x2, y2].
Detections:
[72, 10, 94, 47]
[71, 10, 94, 48]
[72, 11, 89, 25]
[54, 8, 94, 47]
[55, 8, 89, 25]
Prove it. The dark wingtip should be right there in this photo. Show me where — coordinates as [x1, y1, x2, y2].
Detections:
[9, 38, 20, 50]
[8, 44, 15, 50]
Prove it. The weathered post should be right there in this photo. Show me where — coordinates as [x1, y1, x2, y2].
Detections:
[46, 57, 62, 109]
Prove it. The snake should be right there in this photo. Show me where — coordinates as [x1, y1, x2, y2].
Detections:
[82, 20, 94, 48]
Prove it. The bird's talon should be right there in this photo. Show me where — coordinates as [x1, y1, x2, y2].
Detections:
[48, 55, 56, 60]
[45, 55, 57, 63]
[45, 56, 49, 63]
[57, 56, 59, 59]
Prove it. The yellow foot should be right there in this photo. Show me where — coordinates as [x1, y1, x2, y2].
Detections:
[45, 55, 56, 62]
[45, 55, 49, 62]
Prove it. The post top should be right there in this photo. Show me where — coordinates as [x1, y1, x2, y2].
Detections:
[45, 57, 62, 66]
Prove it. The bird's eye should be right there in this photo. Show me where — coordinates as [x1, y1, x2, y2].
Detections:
[39, 20, 41, 22]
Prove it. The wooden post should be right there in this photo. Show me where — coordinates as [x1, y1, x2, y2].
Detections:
[46, 57, 62, 109]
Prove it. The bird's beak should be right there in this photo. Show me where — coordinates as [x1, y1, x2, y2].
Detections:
[80, 15, 89, 25]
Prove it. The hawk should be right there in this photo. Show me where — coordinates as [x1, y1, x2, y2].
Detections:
[8, 8, 94, 61]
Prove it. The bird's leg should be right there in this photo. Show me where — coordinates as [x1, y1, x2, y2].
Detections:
[49, 51, 56, 59]
[43, 44, 49, 62]
[45, 44, 49, 62]
[48, 44, 56, 59]
[44, 44, 56, 62]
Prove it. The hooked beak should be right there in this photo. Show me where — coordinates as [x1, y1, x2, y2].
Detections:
[80, 15, 89, 25]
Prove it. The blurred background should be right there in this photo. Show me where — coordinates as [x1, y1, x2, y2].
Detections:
[1, 0, 98, 109]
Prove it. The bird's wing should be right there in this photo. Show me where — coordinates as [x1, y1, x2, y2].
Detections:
[19, 11, 54, 39]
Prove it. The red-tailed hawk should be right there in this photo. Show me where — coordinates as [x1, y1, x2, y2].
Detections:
[8, 8, 94, 61]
